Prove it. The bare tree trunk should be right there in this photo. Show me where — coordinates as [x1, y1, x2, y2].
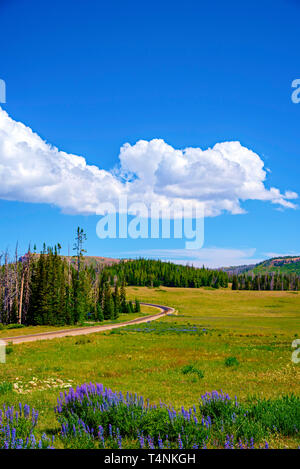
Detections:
[15, 243, 19, 318]
[18, 269, 25, 324]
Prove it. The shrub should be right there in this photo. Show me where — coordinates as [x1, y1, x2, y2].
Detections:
[75, 337, 91, 345]
[6, 346, 13, 355]
[55, 383, 209, 447]
[224, 356, 239, 367]
[181, 364, 204, 379]
[6, 324, 25, 330]
[54, 384, 300, 449]
[0, 381, 13, 395]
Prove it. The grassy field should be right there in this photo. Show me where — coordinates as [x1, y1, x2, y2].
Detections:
[0, 287, 299, 448]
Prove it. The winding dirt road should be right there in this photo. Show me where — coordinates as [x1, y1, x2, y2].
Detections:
[2, 303, 175, 345]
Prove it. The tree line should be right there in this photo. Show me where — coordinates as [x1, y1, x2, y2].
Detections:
[231, 272, 300, 291]
[0, 228, 230, 326]
[103, 258, 229, 289]
[0, 229, 140, 326]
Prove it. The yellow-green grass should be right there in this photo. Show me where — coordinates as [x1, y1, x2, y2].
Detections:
[0, 304, 155, 338]
[127, 286, 300, 335]
[0, 287, 299, 448]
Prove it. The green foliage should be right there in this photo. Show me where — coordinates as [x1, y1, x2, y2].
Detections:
[0, 225, 142, 326]
[252, 257, 300, 276]
[96, 302, 104, 322]
[0, 286, 299, 449]
[232, 271, 300, 291]
[200, 393, 300, 440]
[0, 381, 13, 394]
[6, 323, 25, 330]
[181, 364, 204, 379]
[6, 346, 13, 355]
[127, 300, 134, 314]
[28, 247, 71, 326]
[75, 337, 91, 345]
[224, 356, 239, 367]
[134, 298, 141, 313]
[120, 282, 127, 314]
[1, 235, 228, 327]
[56, 385, 300, 448]
[103, 258, 228, 289]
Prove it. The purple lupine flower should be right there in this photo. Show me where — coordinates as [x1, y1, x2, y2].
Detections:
[139, 433, 145, 449]
[158, 435, 164, 449]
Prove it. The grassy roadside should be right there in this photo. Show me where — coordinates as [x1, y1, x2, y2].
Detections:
[0, 304, 157, 338]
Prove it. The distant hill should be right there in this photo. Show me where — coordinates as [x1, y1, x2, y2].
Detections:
[218, 264, 257, 275]
[251, 256, 300, 275]
[20, 253, 122, 269]
[221, 256, 300, 276]
[19, 253, 300, 276]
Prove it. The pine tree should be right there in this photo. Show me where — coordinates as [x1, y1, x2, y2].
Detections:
[120, 282, 127, 314]
[232, 275, 238, 290]
[96, 302, 104, 321]
[134, 298, 141, 313]
[113, 283, 120, 319]
[127, 300, 134, 314]
[103, 282, 114, 320]
[72, 227, 87, 323]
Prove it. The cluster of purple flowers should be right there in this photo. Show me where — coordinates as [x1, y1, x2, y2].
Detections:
[226, 435, 270, 450]
[55, 382, 159, 415]
[136, 432, 270, 449]
[1, 384, 298, 449]
[200, 390, 236, 406]
[54, 383, 274, 449]
[56, 383, 300, 449]
[127, 325, 205, 334]
[60, 418, 124, 449]
[0, 402, 38, 427]
[0, 404, 54, 449]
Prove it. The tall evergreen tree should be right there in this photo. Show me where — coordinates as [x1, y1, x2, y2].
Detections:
[102, 281, 114, 320]
[134, 298, 141, 313]
[120, 282, 127, 314]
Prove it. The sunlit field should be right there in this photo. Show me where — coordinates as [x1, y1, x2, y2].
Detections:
[1, 287, 299, 448]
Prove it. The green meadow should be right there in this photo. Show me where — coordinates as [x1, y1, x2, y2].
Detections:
[0, 287, 300, 448]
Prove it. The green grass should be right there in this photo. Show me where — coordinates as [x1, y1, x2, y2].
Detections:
[0, 287, 299, 448]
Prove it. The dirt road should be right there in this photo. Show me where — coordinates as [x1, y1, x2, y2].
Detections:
[2, 303, 175, 345]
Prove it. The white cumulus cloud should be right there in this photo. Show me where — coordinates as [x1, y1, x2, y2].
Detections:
[0, 107, 297, 216]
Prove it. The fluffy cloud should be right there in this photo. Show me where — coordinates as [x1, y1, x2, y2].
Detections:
[0, 109, 125, 214]
[0, 107, 297, 216]
[120, 139, 298, 215]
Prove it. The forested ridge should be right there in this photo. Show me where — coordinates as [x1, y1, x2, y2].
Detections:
[104, 258, 229, 288]
[231, 272, 300, 291]
[0, 227, 142, 326]
[0, 245, 141, 326]
[0, 229, 228, 326]
[2, 233, 299, 327]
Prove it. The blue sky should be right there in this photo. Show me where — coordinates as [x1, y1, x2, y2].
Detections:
[0, 0, 299, 267]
